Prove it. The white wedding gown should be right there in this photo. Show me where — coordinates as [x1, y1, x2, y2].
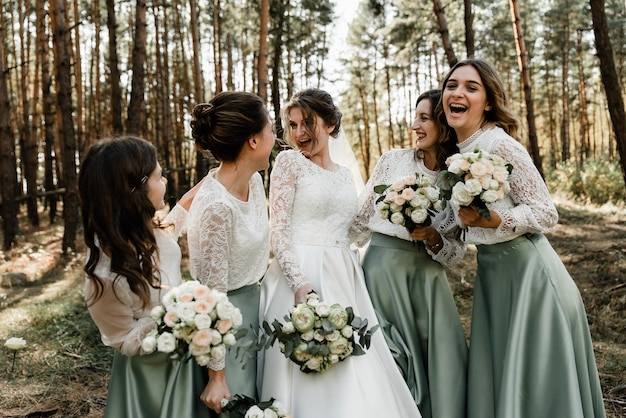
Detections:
[259, 150, 421, 418]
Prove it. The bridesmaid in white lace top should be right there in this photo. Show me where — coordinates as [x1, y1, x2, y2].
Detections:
[187, 92, 275, 416]
[438, 59, 605, 418]
[80, 136, 208, 418]
[352, 89, 468, 418]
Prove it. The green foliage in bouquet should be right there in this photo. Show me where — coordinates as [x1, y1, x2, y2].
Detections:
[260, 293, 379, 373]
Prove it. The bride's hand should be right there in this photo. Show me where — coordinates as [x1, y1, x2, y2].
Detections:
[294, 283, 314, 305]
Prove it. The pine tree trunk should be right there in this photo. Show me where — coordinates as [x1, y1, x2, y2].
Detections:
[126, 0, 147, 135]
[0, 0, 18, 249]
[106, 0, 123, 134]
[432, 0, 457, 67]
[50, 0, 78, 254]
[590, 0, 626, 185]
[509, 0, 544, 177]
[258, 0, 269, 102]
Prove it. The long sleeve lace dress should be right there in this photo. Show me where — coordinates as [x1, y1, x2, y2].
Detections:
[258, 150, 422, 418]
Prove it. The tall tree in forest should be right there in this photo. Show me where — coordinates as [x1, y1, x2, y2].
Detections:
[432, 0, 457, 66]
[258, 0, 269, 102]
[106, 0, 123, 134]
[0, 0, 19, 249]
[464, 0, 475, 57]
[189, 0, 208, 180]
[509, 0, 543, 177]
[36, 0, 58, 223]
[213, 0, 223, 93]
[72, 0, 85, 154]
[127, 0, 148, 135]
[18, 0, 39, 226]
[590, 0, 626, 184]
[575, 29, 591, 162]
[50, 0, 78, 253]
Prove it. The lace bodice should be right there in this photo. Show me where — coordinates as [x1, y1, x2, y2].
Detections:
[187, 171, 270, 292]
[85, 205, 188, 357]
[443, 125, 558, 245]
[352, 148, 466, 266]
[270, 150, 358, 291]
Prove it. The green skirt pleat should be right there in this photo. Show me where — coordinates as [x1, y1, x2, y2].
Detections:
[467, 233, 605, 418]
[362, 233, 468, 418]
[104, 350, 210, 418]
[209, 282, 261, 418]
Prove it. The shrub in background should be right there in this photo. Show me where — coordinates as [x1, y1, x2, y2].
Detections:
[546, 158, 626, 204]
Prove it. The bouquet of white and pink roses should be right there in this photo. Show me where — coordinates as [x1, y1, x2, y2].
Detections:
[261, 292, 378, 373]
[374, 173, 443, 231]
[141, 280, 244, 366]
[437, 149, 513, 221]
[222, 394, 292, 418]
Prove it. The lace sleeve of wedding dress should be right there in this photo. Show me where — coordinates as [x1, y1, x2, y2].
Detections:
[491, 136, 559, 237]
[269, 151, 309, 292]
[85, 276, 157, 357]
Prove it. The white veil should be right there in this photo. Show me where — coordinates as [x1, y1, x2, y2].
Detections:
[329, 129, 365, 195]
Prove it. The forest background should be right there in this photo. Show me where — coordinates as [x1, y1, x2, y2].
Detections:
[0, 0, 625, 417]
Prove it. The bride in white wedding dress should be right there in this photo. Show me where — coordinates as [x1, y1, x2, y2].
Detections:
[259, 88, 422, 418]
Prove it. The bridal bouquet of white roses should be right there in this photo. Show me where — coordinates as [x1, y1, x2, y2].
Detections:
[141, 280, 243, 366]
[374, 173, 443, 231]
[262, 292, 378, 373]
[438, 149, 513, 221]
[222, 394, 292, 418]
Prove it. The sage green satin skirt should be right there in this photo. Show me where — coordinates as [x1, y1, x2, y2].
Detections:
[468, 233, 605, 418]
[207, 282, 260, 417]
[104, 350, 210, 418]
[362, 232, 468, 418]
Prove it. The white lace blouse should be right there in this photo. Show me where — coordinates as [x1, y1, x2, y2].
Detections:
[84, 204, 189, 357]
[187, 170, 270, 293]
[270, 150, 359, 292]
[442, 124, 558, 245]
[352, 148, 465, 266]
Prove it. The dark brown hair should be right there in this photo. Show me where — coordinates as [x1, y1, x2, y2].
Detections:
[190, 91, 269, 162]
[79, 136, 160, 308]
[414, 89, 458, 170]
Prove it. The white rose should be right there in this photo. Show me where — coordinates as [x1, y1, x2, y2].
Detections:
[378, 206, 390, 220]
[301, 330, 314, 341]
[433, 200, 443, 211]
[424, 186, 440, 202]
[175, 301, 197, 322]
[325, 330, 340, 341]
[271, 401, 286, 416]
[195, 313, 212, 330]
[315, 302, 331, 317]
[464, 178, 483, 196]
[410, 194, 430, 209]
[451, 183, 474, 206]
[502, 181, 511, 194]
[410, 207, 428, 224]
[448, 158, 469, 175]
[4, 337, 26, 350]
[384, 190, 398, 203]
[189, 342, 211, 356]
[150, 305, 165, 321]
[340, 325, 353, 338]
[291, 304, 316, 332]
[156, 332, 176, 353]
[216, 300, 237, 320]
[389, 202, 403, 213]
[264, 408, 279, 418]
[211, 329, 223, 345]
[314, 330, 325, 342]
[141, 334, 157, 353]
[305, 356, 323, 371]
[195, 354, 211, 366]
[481, 189, 499, 203]
[292, 343, 312, 362]
[222, 333, 237, 346]
[390, 211, 405, 225]
[492, 169, 508, 183]
[245, 405, 265, 418]
[210, 344, 226, 360]
[282, 321, 295, 334]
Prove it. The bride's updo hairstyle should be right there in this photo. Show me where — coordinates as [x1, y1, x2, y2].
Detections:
[191, 91, 268, 162]
[282, 88, 342, 150]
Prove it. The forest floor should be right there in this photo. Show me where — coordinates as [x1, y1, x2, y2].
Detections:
[0, 195, 625, 417]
